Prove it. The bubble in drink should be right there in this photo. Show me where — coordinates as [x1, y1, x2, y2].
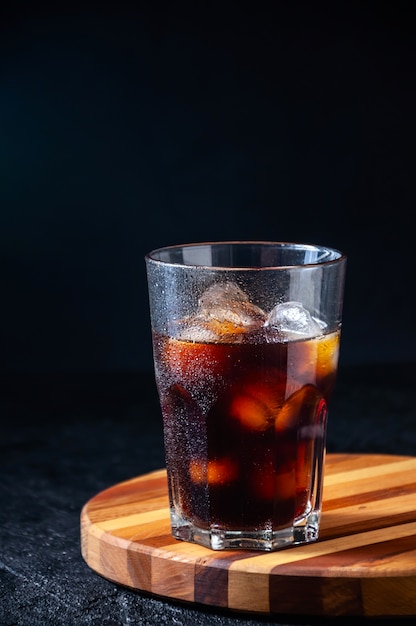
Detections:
[146, 241, 346, 551]
[153, 283, 340, 535]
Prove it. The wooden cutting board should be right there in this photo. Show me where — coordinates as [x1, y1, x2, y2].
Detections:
[81, 454, 416, 617]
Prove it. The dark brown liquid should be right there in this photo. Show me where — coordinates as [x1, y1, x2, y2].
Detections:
[154, 329, 339, 531]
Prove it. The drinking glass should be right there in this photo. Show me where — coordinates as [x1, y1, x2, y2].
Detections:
[145, 241, 346, 551]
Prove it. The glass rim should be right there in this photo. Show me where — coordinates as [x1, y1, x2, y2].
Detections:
[145, 240, 346, 270]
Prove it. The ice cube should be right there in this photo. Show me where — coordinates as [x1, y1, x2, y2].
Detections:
[198, 282, 251, 308]
[186, 282, 266, 341]
[189, 458, 239, 485]
[265, 301, 323, 340]
[228, 372, 285, 431]
[275, 384, 324, 433]
[176, 321, 222, 344]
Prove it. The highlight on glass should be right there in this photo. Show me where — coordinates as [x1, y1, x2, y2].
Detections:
[146, 242, 346, 551]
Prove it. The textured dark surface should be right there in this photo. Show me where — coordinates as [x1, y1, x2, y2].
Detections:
[1, 364, 415, 625]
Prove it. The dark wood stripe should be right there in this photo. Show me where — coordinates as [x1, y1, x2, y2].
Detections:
[269, 575, 363, 616]
[321, 511, 416, 540]
[271, 533, 416, 575]
[80, 454, 416, 617]
[323, 481, 416, 510]
[194, 560, 229, 607]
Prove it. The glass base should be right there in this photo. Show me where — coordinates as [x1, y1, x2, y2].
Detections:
[170, 508, 321, 552]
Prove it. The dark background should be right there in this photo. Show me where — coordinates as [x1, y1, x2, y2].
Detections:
[2, 1, 415, 374]
[2, 5, 416, 624]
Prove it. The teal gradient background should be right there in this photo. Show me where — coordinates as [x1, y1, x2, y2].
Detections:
[2, 2, 414, 372]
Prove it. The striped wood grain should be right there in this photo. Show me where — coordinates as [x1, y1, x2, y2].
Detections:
[80, 454, 416, 617]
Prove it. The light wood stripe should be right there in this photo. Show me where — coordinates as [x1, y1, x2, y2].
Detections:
[81, 454, 416, 617]
[322, 492, 416, 532]
[324, 457, 416, 486]
[229, 521, 416, 573]
[98, 507, 170, 531]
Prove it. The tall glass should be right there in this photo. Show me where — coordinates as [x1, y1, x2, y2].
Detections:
[145, 242, 346, 551]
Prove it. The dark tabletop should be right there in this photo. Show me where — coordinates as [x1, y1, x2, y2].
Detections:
[1, 364, 415, 626]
